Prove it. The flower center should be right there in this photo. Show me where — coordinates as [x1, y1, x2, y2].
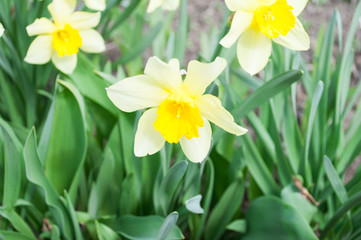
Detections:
[52, 24, 82, 57]
[154, 95, 204, 144]
[253, 0, 296, 39]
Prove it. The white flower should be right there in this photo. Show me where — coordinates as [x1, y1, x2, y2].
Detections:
[107, 57, 247, 163]
[65, 0, 106, 11]
[147, 0, 180, 13]
[0, 23, 4, 37]
[24, 0, 105, 74]
[220, 0, 310, 75]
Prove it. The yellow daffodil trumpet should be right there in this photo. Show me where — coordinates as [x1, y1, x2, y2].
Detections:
[106, 57, 247, 163]
[220, 0, 310, 75]
[147, 0, 180, 13]
[24, 0, 105, 74]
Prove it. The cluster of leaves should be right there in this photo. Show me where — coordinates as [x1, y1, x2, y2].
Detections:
[1, 0, 361, 239]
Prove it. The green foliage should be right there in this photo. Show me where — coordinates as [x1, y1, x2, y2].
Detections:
[1, 0, 361, 239]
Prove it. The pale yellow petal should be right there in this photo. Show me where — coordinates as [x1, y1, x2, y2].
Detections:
[163, 0, 180, 11]
[225, 0, 260, 12]
[180, 118, 212, 163]
[197, 94, 248, 136]
[48, 0, 75, 26]
[134, 108, 165, 157]
[51, 52, 77, 74]
[0, 23, 4, 37]
[26, 18, 55, 36]
[183, 57, 227, 97]
[144, 57, 182, 91]
[273, 18, 310, 51]
[79, 29, 105, 53]
[220, 10, 253, 48]
[259, 0, 277, 6]
[24, 35, 53, 64]
[147, 0, 162, 13]
[68, 12, 101, 30]
[106, 75, 170, 112]
[84, 0, 106, 11]
[287, 0, 307, 17]
[237, 28, 272, 75]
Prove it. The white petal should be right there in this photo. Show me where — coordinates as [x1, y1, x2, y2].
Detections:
[134, 108, 165, 157]
[0, 23, 4, 37]
[106, 75, 170, 112]
[180, 118, 212, 163]
[287, 0, 307, 17]
[79, 29, 105, 53]
[197, 94, 248, 136]
[144, 57, 182, 91]
[147, 0, 162, 13]
[48, 0, 75, 26]
[273, 18, 310, 51]
[51, 52, 77, 74]
[220, 11, 253, 48]
[237, 28, 272, 75]
[68, 12, 101, 30]
[84, 0, 106, 11]
[26, 18, 55, 36]
[24, 35, 53, 64]
[183, 57, 227, 96]
[163, 0, 180, 11]
[225, 0, 260, 12]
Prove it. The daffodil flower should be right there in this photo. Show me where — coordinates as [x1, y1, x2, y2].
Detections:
[0, 23, 4, 37]
[220, 0, 310, 75]
[106, 57, 247, 163]
[65, 0, 106, 11]
[147, 0, 180, 13]
[24, 0, 105, 74]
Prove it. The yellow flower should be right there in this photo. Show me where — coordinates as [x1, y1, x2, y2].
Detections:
[24, 0, 105, 74]
[106, 57, 247, 163]
[220, 0, 310, 75]
[0, 22, 4, 37]
[147, 0, 180, 13]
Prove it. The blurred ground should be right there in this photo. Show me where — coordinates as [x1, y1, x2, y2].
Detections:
[186, 0, 361, 182]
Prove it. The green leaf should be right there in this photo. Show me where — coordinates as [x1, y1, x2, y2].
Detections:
[115, 22, 163, 65]
[243, 196, 318, 240]
[95, 221, 119, 240]
[88, 149, 116, 217]
[173, 0, 188, 62]
[104, 0, 142, 38]
[320, 191, 361, 239]
[0, 207, 35, 239]
[23, 128, 73, 239]
[0, 231, 34, 240]
[44, 80, 87, 196]
[69, 54, 117, 115]
[64, 192, 83, 240]
[323, 156, 348, 204]
[300, 81, 324, 184]
[205, 180, 244, 240]
[226, 219, 246, 233]
[103, 215, 184, 240]
[232, 70, 303, 119]
[281, 185, 317, 223]
[159, 161, 188, 215]
[240, 135, 280, 195]
[1, 128, 21, 206]
[157, 212, 179, 240]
